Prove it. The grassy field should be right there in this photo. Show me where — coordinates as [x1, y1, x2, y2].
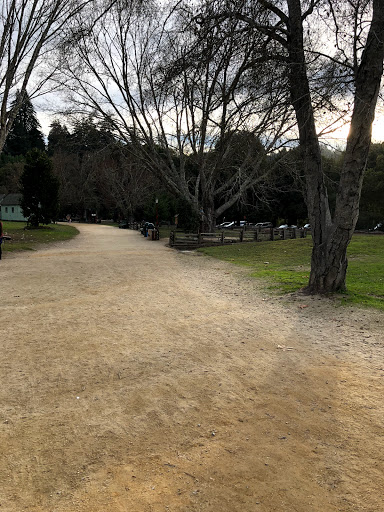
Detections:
[198, 234, 384, 310]
[1, 221, 79, 254]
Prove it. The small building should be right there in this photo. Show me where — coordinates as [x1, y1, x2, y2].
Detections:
[0, 193, 28, 222]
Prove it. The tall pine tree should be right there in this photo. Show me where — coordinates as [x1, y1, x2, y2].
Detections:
[47, 121, 70, 156]
[4, 93, 45, 157]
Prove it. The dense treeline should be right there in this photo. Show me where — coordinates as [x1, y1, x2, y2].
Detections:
[2, 103, 383, 230]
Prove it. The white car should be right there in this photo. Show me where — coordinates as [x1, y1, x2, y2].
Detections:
[278, 224, 289, 229]
[217, 221, 234, 229]
[255, 222, 273, 228]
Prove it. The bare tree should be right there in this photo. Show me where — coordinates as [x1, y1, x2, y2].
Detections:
[280, 0, 384, 293]
[0, 0, 94, 153]
[100, 144, 158, 220]
[58, 0, 295, 230]
[212, 0, 384, 293]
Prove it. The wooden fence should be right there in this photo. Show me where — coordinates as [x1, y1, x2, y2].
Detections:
[169, 226, 309, 249]
[127, 222, 140, 230]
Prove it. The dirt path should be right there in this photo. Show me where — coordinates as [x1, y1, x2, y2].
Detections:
[0, 224, 383, 512]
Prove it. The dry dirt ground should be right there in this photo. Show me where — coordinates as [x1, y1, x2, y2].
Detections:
[0, 223, 383, 512]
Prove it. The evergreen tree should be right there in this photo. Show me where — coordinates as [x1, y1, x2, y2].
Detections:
[20, 149, 59, 227]
[4, 93, 45, 157]
[47, 121, 70, 156]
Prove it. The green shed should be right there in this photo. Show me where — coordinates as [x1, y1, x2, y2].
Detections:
[0, 193, 28, 222]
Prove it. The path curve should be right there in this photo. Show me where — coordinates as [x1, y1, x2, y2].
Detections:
[0, 224, 383, 511]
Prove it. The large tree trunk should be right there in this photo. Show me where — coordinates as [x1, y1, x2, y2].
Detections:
[287, 0, 333, 292]
[287, 0, 384, 294]
[201, 191, 216, 232]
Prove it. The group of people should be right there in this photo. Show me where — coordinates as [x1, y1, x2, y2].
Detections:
[140, 221, 159, 240]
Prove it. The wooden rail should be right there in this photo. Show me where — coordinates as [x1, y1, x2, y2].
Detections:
[127, 222, 140, 230]
[169, 227, 309, 248]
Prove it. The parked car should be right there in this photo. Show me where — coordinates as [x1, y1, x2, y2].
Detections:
[303, 223, 311, 229]
[255, 222, 273, 228]
[217, 221, 235, 229]
[278, 224, 289, 229]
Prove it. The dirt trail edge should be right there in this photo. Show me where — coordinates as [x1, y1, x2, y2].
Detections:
[0, 224, 383, 512]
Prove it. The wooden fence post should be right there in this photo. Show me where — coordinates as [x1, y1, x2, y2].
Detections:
[240, 229, 244, 242]
[169, 231, 175, 246]
[270, 227, 275, 241]
[292, 228, 296, 239]
[220, 231, 224, 244]
[254, 230, 259, 241]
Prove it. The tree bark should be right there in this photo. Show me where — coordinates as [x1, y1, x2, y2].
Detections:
[201, 187, 216, 232]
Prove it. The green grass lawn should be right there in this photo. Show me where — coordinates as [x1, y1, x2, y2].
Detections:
[159, 226, 175, 239]
[198, 234, 384, 310]
[1, 221, 79, 253]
